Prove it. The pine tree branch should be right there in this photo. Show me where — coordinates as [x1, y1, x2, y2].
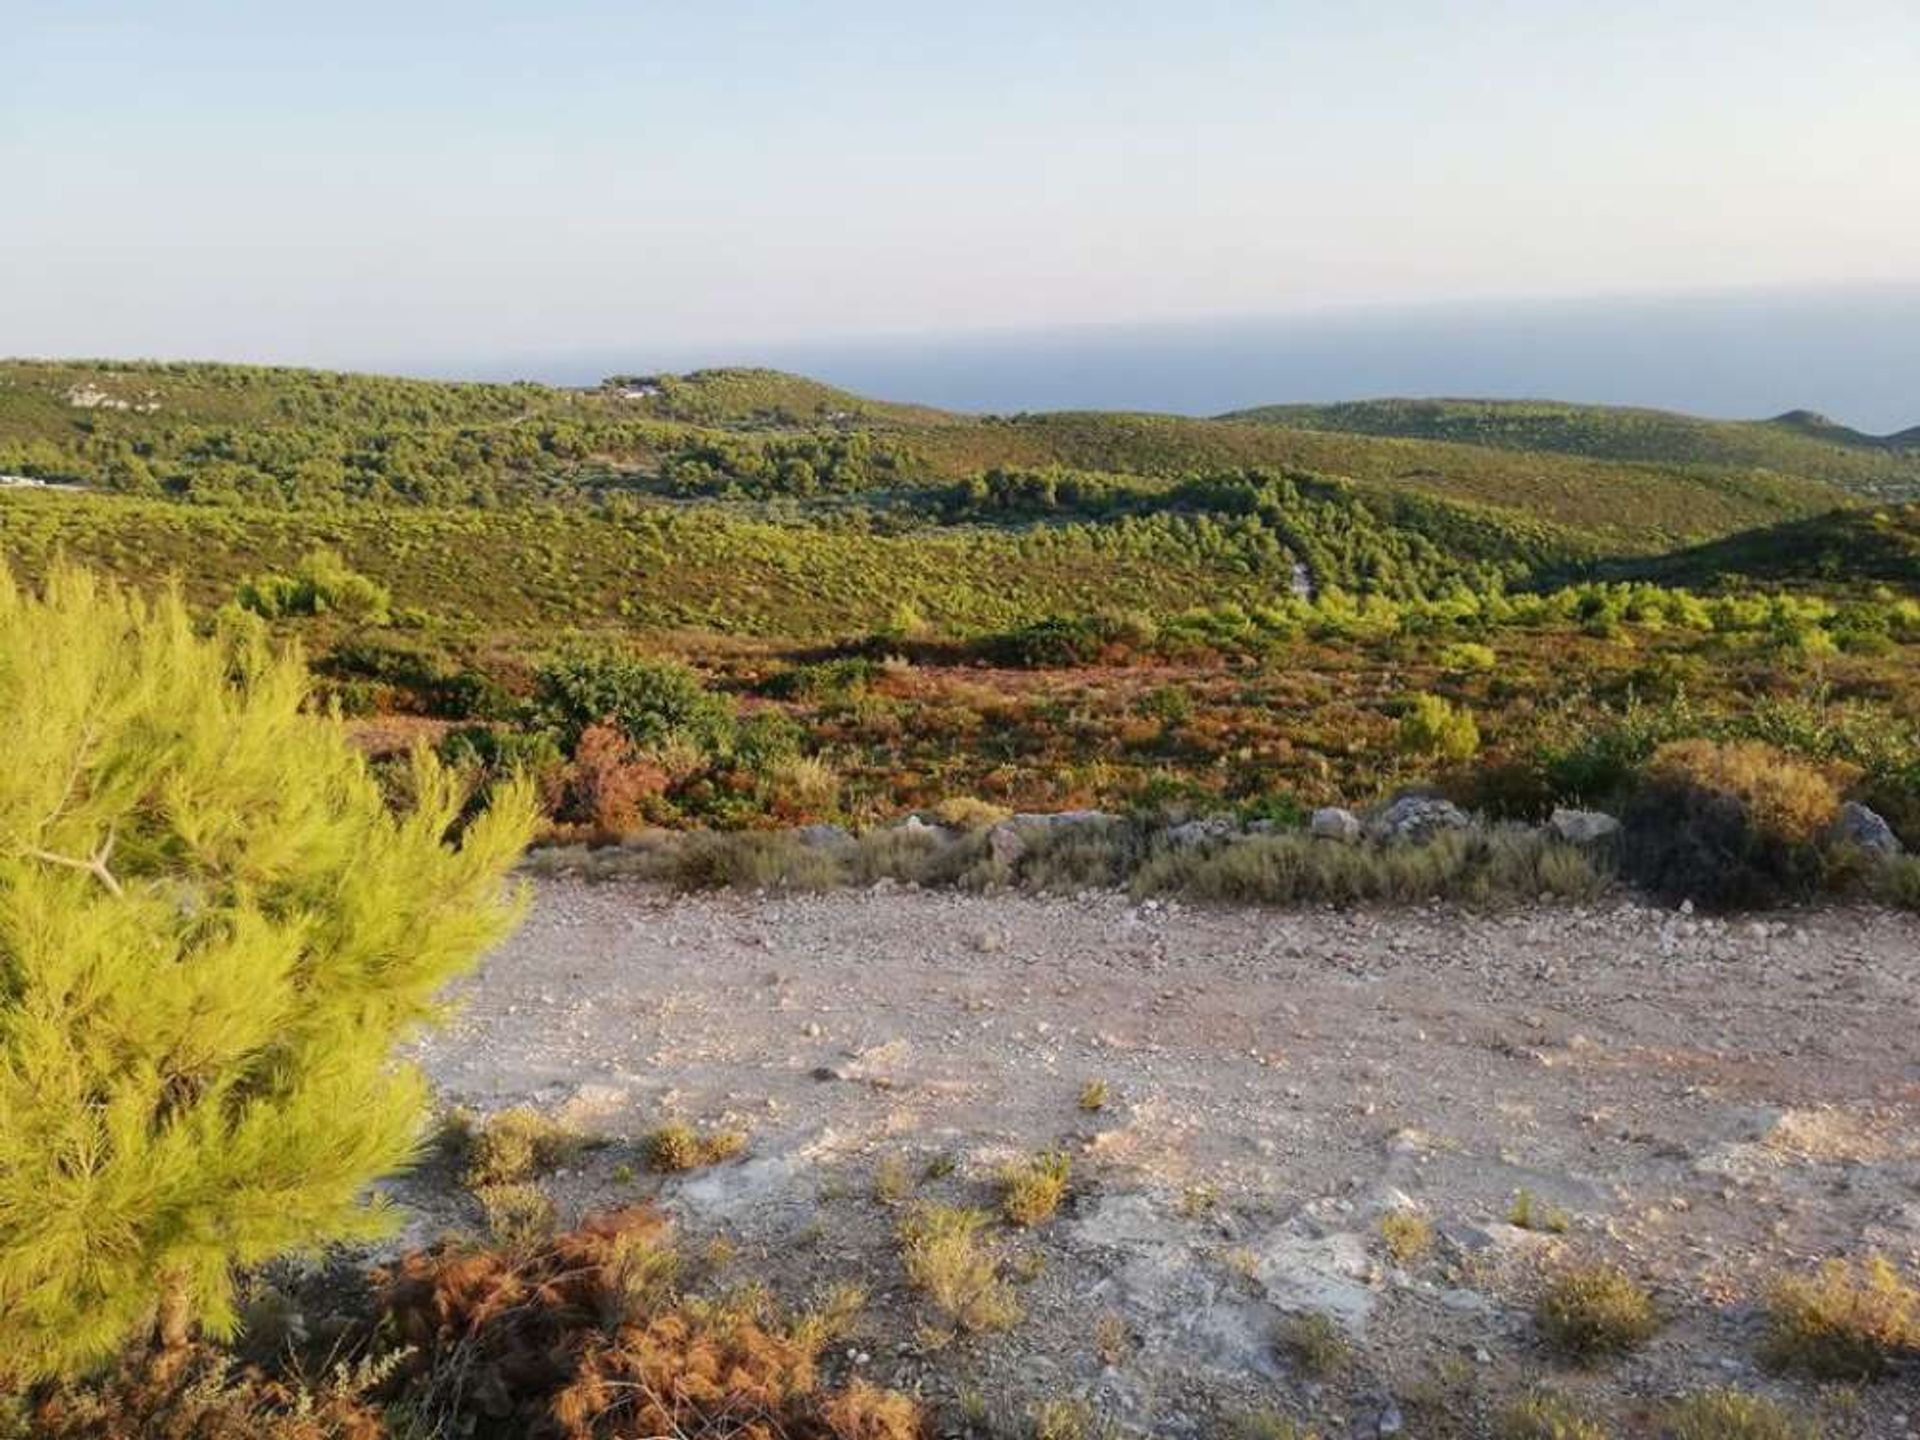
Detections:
[20, 824, 123, 898]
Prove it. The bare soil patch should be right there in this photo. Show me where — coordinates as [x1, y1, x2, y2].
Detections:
[401, 882, 1920, 1436]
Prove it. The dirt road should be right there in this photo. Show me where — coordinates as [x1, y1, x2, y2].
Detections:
[406, 881, 1920, 1435]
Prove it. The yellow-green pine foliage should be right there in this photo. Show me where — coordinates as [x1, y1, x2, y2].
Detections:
[0, 563, 537, 1380]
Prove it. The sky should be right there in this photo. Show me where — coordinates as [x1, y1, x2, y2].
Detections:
[4, 1, 1918, 412]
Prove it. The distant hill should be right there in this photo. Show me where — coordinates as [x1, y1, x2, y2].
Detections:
[0, 359, 1862, 556]
[1593, 504, 1920, 594]
[1221, 397, 1920, 502]
[605, 367, 955, 428]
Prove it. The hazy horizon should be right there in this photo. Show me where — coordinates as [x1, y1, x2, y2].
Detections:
[9, 2, 1918, 417]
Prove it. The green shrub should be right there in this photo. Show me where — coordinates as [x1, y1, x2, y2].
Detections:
[0, 563, 536, 1380]
[1398, 692, 1482, 762]
[644, 1122, 747, 1173]
[463, 1107, 581, 1189]
[898, 1205, 1020, 1335]
[237, 548, 390, 623]
[1275, 1312, 1349, 1377]
[534, 648, 736, 754]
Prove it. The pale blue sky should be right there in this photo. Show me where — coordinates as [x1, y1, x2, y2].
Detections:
[4, 1, 1916, 378]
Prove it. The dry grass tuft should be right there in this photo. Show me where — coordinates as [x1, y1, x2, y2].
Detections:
[872, 1152, 917, 1207]
[1030, 1397, 1101, 1440]
[897, 1204, 1021, 1338]
[1761, 1255, 1917, 1381]
[1000, 1151, 1072, 1228]
[644, 1122, 747, 1173]
[1496, 1390, 1611, 1439]
[1379, 1209, 1434, 1265]
[462, 1106, 582, 1189]
[1509, 1188, 1570, 1234]
[1231, 1412, 1324, 1440]
[1275, 1311, 1350, 1378]
[1535, 1264, 1660, 1363]
[1132, 826, 1608, 907]
[1662, 1389, 1817, 1440]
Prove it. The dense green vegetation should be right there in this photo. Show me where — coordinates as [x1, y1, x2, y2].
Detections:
[1597, 504, 1920, 591]
[1226, 397, 1920, 502]
[0, 360, 1855, 551]
[1, 356, 1914, 859]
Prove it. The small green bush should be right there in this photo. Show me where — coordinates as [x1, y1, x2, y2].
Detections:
[1535, 1264, 1660, 1362]
[1275, 1312, 1350, 1377]
[464, 1107, 582, 1189]
[1399, 692, 1482, 762]
[644, 1123, 747, 1173]
[898, 1204, 1020, 1335]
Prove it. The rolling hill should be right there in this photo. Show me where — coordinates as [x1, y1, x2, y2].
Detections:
[0, 361, 1861, 558]
[1221, 397, 1920, 501]
[1594, 503, 1920, 594]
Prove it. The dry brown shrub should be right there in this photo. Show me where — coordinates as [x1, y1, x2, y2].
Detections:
[1644, 740, 1846, 843]
[563, 723, 671, 835]
[376, 1208, 919, 1440]
[16, 1345, 388, 1440]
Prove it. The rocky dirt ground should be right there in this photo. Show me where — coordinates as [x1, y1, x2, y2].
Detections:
[398, 879, 1920, 1437]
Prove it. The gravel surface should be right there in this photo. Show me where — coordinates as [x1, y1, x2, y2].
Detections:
[402, 880, 1920, 1436]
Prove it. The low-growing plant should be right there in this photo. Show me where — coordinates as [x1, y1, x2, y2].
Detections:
[1760, 1254, 1917, 1380]
[1510, 1188, 1570, 1234]
[1380, 1209, 1434, 1264]
[464, 1106, 582, 1189]
[1662, 1389, 1816, 1440]
[897, 1204, 1021, 1337]
[1497, 1390, 1611, 1439]
[1030, 1396, 1101, 1440]
[1399, 691, 1482, 762]
[873, 1152, 917, 1207]
[1535, 1264, 1661, 1363]
[1077, 1078, 1110, 1112]
[1132, 826, 1608, 907]
[476, 1181, 558, 1250]
[1276, 1311, 1350, 1377]
[1001, 1151, 1073, 1227]
[380, 1207, 919, 1439]
[644, 1122, 747, 1173]
[1232, 1411, 1323, 1440]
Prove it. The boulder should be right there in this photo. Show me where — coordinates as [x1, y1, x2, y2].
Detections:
[1310, 806, 1363, 843]
[986, 822, 1027, 867]
[1549, 807, 1620, 845]
[1010, 809, 1116, 830]
[1166, 815, 1240, 849]
[1369, 794, 1470, 844]
[1829, 801, 1902, 856]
